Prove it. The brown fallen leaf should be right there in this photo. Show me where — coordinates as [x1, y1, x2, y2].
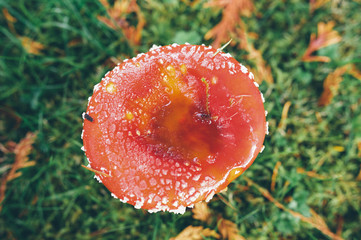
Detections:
[2, 8, 17, 34]
[302, 21, 342, 62]
[0, 132, 37, 212]
[2, 8, 45, 55]
[318, 64, 358, 106]
[243, 176, 344, 240]
[277, 101, 292, 132]
[192, 201, 212, 224]
[170, 226, 220, 240]
[309, 0, 330, 13]
[348, 64, 361, 80]
[97, 0, 145, 46]
[218, 218, 246, 240]
[204, 0, 254, 48]
[271, 161, 282, 192]
[204, 1, 273, 84]
[296, 167, 329, 180]
[19, 36, 45, 55]
[236, 22, 274, 84]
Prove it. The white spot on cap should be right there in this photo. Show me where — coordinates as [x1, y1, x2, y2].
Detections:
[134, 198, 145, 209]
[260, 92, 265, 103]
[168, 206, 186, 214]
[149, 44, 161, 51]
[266, 121, 269, 135]
[94, 175, 102, 183]
[119, 197, 129, 203]
[240, 64, 248, 74]
[260, 145, 265, 153]
[253, 81, 259, 88]
[205, 190, 216, 202]
[249, 72, 254, 80]
[93, 83, 101, 93]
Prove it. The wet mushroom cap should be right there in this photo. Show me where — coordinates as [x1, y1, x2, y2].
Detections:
[82, 44, 267, 214]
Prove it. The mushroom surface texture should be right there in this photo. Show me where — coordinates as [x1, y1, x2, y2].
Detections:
[82, 43, 267, 214]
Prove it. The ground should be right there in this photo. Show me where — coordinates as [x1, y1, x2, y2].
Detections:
[0, 0, 360, 239]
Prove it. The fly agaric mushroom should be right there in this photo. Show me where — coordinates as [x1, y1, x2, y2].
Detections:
[82, 43, 267, 214]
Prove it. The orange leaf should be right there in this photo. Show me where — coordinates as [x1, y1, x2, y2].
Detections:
[2, 8, 17, 34]
[271, 161, 282, 191]
[2, 8, 17, 23]
[302, 21, 342, 62]
[240, 29, 274, 84]
[277, 101, 292, 132]
[204, 1, 273, 84]
[19, 36, 45, 55]
[204, 0, 254, 48]
[0, 132, 37, 212]
[348, 64, 361, 81]
[170, 226, 220, 240]
[309, 0, 330, 13]
[218, 218, 246, 240]
[97, 0, 145, 46]
[296, 167, 328, 180]
[192, 201, 212, 223]
[318, 64, 357, 106]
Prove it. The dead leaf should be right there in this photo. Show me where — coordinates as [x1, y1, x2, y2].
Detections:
[238, 26, 273, 84]
[170, 226, 220, 240]
[19, 36, 45, 55]
[97, 0, 145, 46]
[302, 21, 342, 62]
[2, 8, 17, 34]
[243, 176, 344, 240]
[204, 1, 273, 84]
[277, 101, 292, 132]
[348, 64, 361, 80]
[271, 161, 282, 191]
[218, 218, 246, 240]
[204, 0, 254, 48]
[2, 8, 45, 54]
[192, 201, 212, 223]
[318, 64, 357, 106]
[2, 8, 16, 23]
[296, 167, 328, 180]
[0, 132, 37, 212]
[310, 0, 330, 13]
[336, 215, 344, 237]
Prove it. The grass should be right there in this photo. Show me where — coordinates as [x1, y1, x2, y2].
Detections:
[1, 0, 361, 239]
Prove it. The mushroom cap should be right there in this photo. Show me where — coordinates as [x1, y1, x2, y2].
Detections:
[82, 44, 267, 214]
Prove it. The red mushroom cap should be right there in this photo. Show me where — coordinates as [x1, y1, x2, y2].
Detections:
[82, 43, 267, 213]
